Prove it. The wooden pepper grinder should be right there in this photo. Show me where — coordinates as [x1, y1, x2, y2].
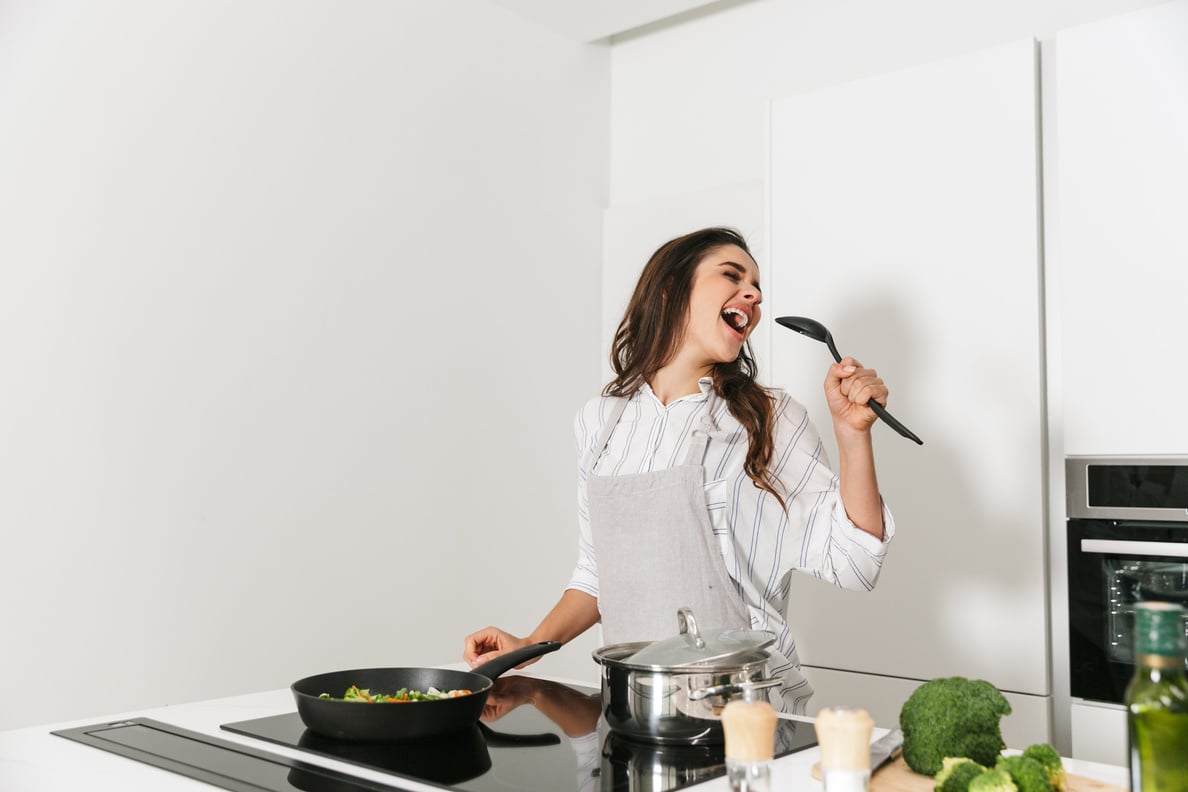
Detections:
[813, 706, 875, 792]
[721, 687, 778, 792]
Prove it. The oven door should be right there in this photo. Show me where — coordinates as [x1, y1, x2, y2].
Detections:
[1068, 518, 1188, 703]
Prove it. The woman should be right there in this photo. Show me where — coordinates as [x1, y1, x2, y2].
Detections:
[463, 227, 895, 713]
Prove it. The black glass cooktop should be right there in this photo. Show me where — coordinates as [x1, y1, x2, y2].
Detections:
[221, 677, 817, 792]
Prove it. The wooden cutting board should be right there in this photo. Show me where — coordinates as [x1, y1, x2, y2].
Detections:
[814, 757, 1127, 792]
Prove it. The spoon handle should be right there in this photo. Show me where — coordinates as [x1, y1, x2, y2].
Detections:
[868, 400, 924, 445]
[825, 334, 924, 444]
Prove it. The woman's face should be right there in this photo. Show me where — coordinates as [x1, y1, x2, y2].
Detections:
[680, 244, 763, 367]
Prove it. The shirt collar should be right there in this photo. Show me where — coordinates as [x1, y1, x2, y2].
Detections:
[640, 377, 715, 406]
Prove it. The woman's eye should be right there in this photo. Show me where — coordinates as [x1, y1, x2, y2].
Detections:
[724, 271, 741, 282]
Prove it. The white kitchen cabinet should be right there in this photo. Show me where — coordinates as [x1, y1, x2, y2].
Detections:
[1070, 701, 1128, 768]
[767, 39, 1048, 735]
[1047, 0, 1188, 763]
[1050, 0, 1188, 457]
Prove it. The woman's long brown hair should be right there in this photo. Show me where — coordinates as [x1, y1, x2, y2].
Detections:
[604, 227, 786, 508]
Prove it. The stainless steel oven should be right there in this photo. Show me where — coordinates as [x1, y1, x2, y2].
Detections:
[1067, 456, 1188, 704]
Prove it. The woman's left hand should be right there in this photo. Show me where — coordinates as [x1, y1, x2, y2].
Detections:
[824, 356, 888, 434]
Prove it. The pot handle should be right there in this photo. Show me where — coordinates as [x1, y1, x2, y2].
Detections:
[471, 641, 562, 681]
[688, 676, 783, 701]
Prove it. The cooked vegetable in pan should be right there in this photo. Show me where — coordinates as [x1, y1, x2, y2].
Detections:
[318, 684, 472, 703]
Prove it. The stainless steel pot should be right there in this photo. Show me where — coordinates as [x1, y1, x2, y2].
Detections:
[591, 640, 780, 744]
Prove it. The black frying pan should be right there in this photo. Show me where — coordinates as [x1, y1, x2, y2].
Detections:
[291, 641, 561, 742]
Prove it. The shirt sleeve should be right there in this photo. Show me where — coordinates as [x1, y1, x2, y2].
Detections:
[566, 398, 601, 598]
[732, 392, 894, 597]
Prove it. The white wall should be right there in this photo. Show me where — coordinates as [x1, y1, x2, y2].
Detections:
[605, 0, 1175, 756]
[0, 0, 609, 730]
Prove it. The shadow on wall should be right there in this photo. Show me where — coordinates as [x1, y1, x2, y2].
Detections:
[782, 295, 1048, 730]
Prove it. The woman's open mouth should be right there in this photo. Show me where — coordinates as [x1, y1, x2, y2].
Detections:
[722, 307, 750, 336]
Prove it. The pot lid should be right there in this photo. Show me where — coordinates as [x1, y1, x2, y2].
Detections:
[625, 607, 775, 667]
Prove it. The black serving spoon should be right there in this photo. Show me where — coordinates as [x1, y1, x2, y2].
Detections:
[776, 316, 923, 445]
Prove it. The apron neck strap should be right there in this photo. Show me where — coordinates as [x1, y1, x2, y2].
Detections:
[587, 397, 629, 476]
[683, 390, 719, 466]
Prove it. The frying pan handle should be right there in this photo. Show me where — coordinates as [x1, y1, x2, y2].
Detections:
[471, 641, 562, 681]
[477, 722, 562, 748]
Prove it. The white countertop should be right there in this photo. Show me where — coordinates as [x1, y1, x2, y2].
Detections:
[0, 677, 1128, 792]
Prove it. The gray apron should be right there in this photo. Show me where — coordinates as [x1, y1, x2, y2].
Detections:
[586, 394, 752, 645]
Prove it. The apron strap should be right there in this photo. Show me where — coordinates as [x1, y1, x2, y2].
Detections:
[586, 396, 629, 477]
[682, 391, 720, 466]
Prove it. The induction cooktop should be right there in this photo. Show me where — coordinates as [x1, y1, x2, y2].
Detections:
[53, 678, 817, 792]
[221, 678, 817, 792]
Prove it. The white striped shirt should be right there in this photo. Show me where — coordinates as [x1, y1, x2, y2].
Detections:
[567, 377, 895, 711]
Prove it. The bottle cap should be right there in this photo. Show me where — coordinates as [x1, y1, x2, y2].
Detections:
[1135, 601, 1187, 657]
[722, 699, 777, 763]
[814, 706, 874, 772]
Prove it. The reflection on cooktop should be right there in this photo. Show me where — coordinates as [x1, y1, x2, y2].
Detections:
[221, 678, 816, 792]
[600, 719, 814, 792]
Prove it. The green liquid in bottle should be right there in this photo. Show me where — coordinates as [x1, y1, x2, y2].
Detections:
[1126, 602, 1188, 792]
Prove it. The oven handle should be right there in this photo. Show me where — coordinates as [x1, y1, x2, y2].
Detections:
[1081, 539, 1188, 559]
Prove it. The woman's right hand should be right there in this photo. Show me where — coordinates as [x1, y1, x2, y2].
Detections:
[462, 626, 532, 668]
[464, 590, 600, 669]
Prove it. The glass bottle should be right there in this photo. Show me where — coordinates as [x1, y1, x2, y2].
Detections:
[1126, 600, 1188, 792]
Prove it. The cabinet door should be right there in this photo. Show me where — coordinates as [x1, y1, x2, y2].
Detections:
[768, 40, 1046, 695]
[1052, 0, 1188, 456]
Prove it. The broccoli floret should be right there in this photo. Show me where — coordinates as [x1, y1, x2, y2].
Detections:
[935, 757, 984, 785]
[996, 755, 1052, 792]
[934, 757, 989, 792]
[1022, 743, 1068, 792]
[968, 768, 1019, 792]
[899, 677, 1012, 775]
